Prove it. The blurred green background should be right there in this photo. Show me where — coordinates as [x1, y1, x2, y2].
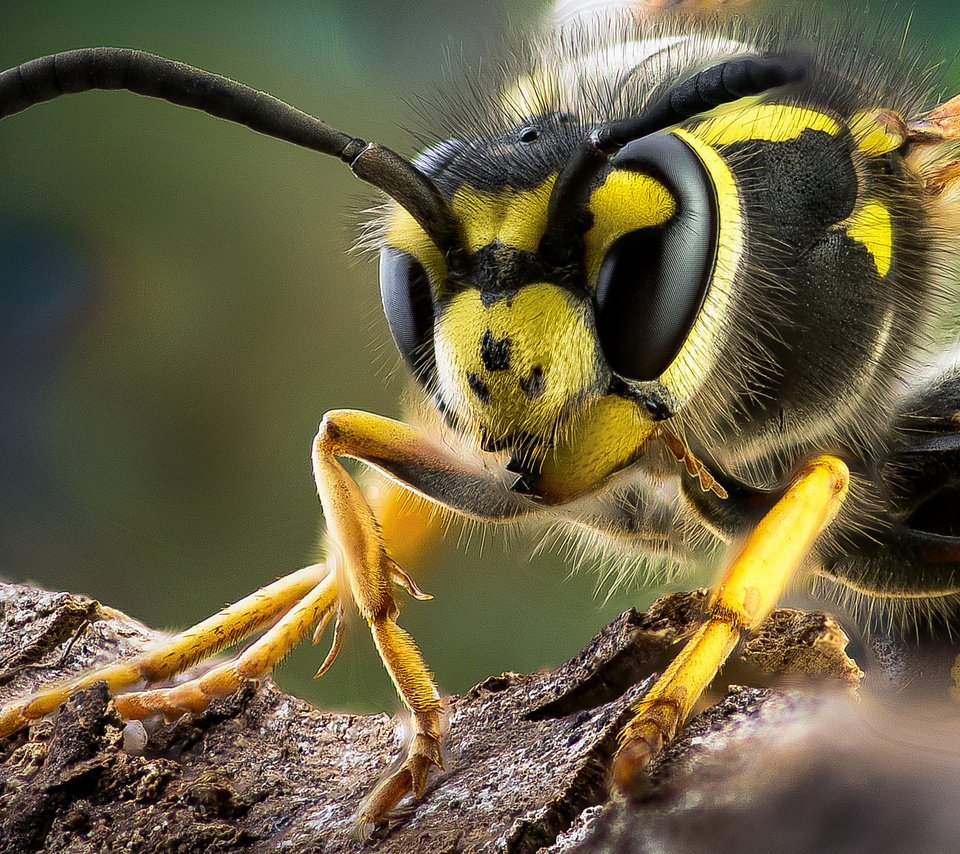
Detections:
[1, 1, 958, 714]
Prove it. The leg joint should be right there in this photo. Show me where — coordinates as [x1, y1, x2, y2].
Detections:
[706, 604, 747, 633]
[638, 694, 684, 722]
[314, 411, 345, 457]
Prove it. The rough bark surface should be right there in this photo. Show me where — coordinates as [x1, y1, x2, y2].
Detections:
[1, 581, 960, 854]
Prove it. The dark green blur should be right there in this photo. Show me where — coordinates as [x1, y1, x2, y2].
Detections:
[1, 2, 958, 714]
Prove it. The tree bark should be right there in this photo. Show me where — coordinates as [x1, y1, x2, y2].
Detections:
[1, 581, 959, 853]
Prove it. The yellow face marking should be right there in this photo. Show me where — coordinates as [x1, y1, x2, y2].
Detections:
[848, 109, 908, 158]
[451, 178, 557, 254]
[583, 170, 676, 287]
[846, 201, 893, 276]
[659, 129, 743, 407]
[691, 103, 841, 146]
[434, 284, 598, 442]
[384, 178, 558, 291]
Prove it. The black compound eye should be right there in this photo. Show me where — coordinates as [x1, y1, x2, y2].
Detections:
[379, 247, 435, 379]
[593, 133, 718, 382]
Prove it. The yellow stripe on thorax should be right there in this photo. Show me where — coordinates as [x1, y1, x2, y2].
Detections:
[845, 201, 893, 277]
[691, 102, 841, 146]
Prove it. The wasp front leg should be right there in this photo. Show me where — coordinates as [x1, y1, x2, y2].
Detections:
[311, 409, 536, 832]
[611, 455, 850, 794]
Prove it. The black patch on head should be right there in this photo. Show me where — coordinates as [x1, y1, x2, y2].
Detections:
[467, 372, 491, 403]
[472, 242, 558, 303]
[520, 365, 545, 399]
[419, 114, 588, 196]
[481, 330, 512, 371]
[480, 290, 506, 308]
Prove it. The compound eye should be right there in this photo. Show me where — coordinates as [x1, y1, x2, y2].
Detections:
[593, 133, 718, 382]
[379, 247, 435, 377]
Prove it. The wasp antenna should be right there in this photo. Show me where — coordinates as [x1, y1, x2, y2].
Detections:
[0, 48, 466, 269]
[540, 55, 805, 265]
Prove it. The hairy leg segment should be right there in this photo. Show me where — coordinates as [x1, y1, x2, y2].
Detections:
[0, 409, 849, 830]
[611, 455, 850, 792]
[0, 408, 532, 831]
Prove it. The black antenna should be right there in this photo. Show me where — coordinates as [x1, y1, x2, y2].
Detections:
[539, 56, 806, 266]
[0, 48, 467, 271]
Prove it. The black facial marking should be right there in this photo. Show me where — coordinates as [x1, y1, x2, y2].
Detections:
[520, 365, 546, 399]
[467, 372, 491, 404]
[472, 241, 555, 303]
[481, 330, 512, 371]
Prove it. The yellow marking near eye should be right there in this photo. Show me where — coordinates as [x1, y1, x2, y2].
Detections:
[384, 205, 448, 287]
[849, 109, 908, 157]
[434, 284, 598, 442]
[846, 202, 893, 276]
[692, 103, 841, 146]
[583, 170, 675, 286]
[451, 179, 557, 254]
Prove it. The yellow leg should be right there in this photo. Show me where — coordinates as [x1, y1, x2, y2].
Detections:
[305, 405, 655, 829]
[313, 412, 446, 833]
[3, 403, 631, 833]
[114, 568, 337, 719]
[611, 455, 850, 794]
[0, 563, 326, 738]
[2, 406, 526, 834]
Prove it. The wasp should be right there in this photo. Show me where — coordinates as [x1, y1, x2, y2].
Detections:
[2, 0, 960, 837]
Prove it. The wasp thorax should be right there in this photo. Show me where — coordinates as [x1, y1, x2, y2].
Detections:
[433, 283, 601, 448]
